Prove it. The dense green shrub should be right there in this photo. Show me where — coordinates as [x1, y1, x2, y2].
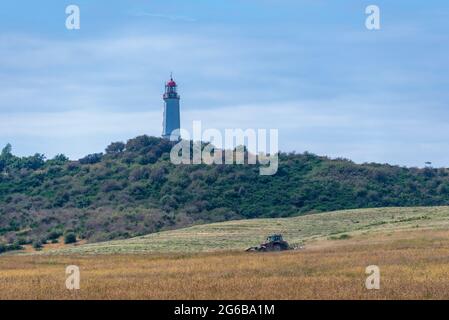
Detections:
[79, 153, 103, 164]
[64, 233, 77, 244]
[32, 240, 43, 250]
[47, 231, 62, 240]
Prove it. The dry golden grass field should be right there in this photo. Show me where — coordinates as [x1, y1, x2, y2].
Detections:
[1, 207, 449, 299]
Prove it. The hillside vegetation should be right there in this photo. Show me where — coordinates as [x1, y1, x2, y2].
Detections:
[44, 206, 449, 255]
[1, 136, 449, 249]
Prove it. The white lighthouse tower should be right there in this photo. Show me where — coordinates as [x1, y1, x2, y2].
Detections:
[162, 75, 181, 140]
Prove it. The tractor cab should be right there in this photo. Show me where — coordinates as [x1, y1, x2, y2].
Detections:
[266, 234, 283, 243]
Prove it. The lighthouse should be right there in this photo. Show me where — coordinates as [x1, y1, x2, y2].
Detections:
[162, 75, 181, 140]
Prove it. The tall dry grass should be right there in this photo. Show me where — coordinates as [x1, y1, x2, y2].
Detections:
[1, 229, 449, 299]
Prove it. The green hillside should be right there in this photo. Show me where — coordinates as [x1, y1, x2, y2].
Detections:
[1, 135, 449, 249]
[44, 206, 449, 255]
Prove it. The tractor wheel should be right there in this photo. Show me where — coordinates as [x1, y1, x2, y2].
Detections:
[273, 244, 282, 251]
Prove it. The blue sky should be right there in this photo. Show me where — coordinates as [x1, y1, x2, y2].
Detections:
[0, 0, 448, 167]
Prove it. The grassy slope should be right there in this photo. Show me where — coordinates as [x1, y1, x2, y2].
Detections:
[43, 206, 449, 255]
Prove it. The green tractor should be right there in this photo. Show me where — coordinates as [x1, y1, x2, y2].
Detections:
[246, 234, 291, 252]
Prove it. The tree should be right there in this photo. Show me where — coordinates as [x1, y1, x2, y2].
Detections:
[52, 154, 69, 163]
[105, 142, 125, 155]
[0, 143, 13, 170]
[125, 135, 160, 153]
[20, 153, 45, 170]
[79, 153, 103, 164]
[1, 143, 12, 157]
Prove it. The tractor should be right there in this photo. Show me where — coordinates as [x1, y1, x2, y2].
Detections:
[246, 234, 291, 252]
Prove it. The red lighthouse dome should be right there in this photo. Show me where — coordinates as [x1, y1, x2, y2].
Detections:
[163, 74, 180, 99]
[167, 77, 177, 87]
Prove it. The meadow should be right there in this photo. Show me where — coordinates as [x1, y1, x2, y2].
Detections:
[41, 206, 449, 255]
[2, 228, 449, 299]
[1, 207, 449, 299]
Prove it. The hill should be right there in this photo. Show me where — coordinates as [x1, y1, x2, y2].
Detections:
[44, 206, 449, 255]
[1, 135, 449, 250]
